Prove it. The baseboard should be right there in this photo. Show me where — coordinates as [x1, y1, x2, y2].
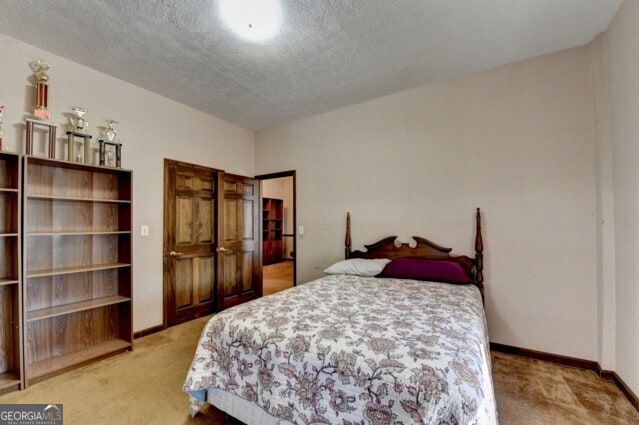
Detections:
[490, 342, 638, 411]
[133, 324, 165, 339]
[489, 342, 599, 371]
[598, 368, 639, 411]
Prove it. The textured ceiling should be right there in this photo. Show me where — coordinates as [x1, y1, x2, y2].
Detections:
[0, 0, 623, 130]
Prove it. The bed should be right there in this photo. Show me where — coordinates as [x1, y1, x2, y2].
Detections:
[184, 209, 497, 424]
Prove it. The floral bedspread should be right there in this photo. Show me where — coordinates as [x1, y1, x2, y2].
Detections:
[184, 275, 496, 425]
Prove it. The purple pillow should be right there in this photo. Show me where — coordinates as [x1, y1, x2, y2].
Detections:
[378, 258, 472, 284]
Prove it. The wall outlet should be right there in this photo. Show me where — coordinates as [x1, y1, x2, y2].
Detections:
[140, 225, 149, 237]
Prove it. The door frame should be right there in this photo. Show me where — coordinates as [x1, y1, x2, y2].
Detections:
[162, 158, 222, 328]
[255, 170, 297, 287]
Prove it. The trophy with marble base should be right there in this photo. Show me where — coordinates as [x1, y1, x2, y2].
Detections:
[66, 107, 92, 163]
[25, 60, 57, 158]
[99, 119, 122, 167]
[31, 60, 51, 121]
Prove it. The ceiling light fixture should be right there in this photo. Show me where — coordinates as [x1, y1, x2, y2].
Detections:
[219, 0, 282, 42]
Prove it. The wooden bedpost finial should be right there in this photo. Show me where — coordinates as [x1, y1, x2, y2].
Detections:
[475, 208, 483, 252]
[475, 208, 484, 286]
[345, 212, 352, 259]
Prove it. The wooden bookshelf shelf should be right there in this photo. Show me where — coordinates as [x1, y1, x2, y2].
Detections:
[25, 198, 131, 234]
[24, 155, 130, 173]
[24, 156, 131, 200]
[0, 278, 19, 286]
[26, 194, 131, 203]
[26, 262, 131, 278]
[0, 372, 21, 394]
[27, 231, 131, 236]
[27, 339, 132, 383]
[27, 295, 131, 322]
[0, 188, 18, 193]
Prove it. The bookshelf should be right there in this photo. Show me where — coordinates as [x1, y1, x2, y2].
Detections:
[262, 197, 283, 265]
[22, 156, 132, 385]
[0, 152, 22, 393]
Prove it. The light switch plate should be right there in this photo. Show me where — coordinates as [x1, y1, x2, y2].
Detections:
[140, 225, 149, 237]
[298, 225, 304, 235]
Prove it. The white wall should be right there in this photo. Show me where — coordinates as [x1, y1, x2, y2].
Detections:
[0, 34, 255, 332]
[605, 0, 639, 396]
[256, 47, 599, 360]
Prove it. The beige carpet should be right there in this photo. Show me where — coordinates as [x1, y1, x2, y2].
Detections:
[0, 316, 226, 425]
[1, 317, 637, 425]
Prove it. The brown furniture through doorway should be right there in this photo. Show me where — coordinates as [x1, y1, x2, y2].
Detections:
[262, 197, 283, 265]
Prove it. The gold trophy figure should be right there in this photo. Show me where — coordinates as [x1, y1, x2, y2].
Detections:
[105, 119, 118, 142]
[68, 106, 89, 131]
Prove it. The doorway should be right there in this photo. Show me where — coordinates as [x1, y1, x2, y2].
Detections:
[257, 171, 296, 295]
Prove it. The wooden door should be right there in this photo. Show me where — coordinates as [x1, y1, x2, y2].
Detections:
[216, 173, 262, 310]
[164, 160, 217, 326]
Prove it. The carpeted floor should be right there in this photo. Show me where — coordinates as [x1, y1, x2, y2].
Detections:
[491, 351, 638, 425]
[1, 316, 637, 425]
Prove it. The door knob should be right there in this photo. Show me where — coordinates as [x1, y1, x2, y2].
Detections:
[216, 247, 229, 253]
[169, 251, 182, 257]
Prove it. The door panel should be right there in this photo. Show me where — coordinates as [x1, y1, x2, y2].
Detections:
[224, 199, 238, 242]
[243, 200, 254, 239]
[196, 256, 215, 304]
[241, 252, 255, 292]
[197, 198, 213, 243]
[223, 253, 239, 294]
[175, 259, 193, 308]
[216, 173, 262, 310]
[176, 196, 193, 244]
[164, 160, 217, 326]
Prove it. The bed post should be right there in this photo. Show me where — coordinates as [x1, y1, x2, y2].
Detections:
[475, 208, 485, 298]
[345, 212, 352, 259]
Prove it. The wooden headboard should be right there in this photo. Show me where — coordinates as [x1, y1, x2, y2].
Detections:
[345, 209, 484, 298]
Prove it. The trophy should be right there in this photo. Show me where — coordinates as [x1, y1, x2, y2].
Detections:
[0, 105, 4, 151]
[99, 119, 122, 167]
[30, 60, 51, 120]
[25, 60, 57, 158]
[66, 106, 92, 163]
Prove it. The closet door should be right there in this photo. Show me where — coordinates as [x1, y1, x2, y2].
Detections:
[216, 173, 262, 310]
[164, 160, 216, 326]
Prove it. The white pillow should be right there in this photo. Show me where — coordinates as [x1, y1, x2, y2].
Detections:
[323, 258, 391, 277]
